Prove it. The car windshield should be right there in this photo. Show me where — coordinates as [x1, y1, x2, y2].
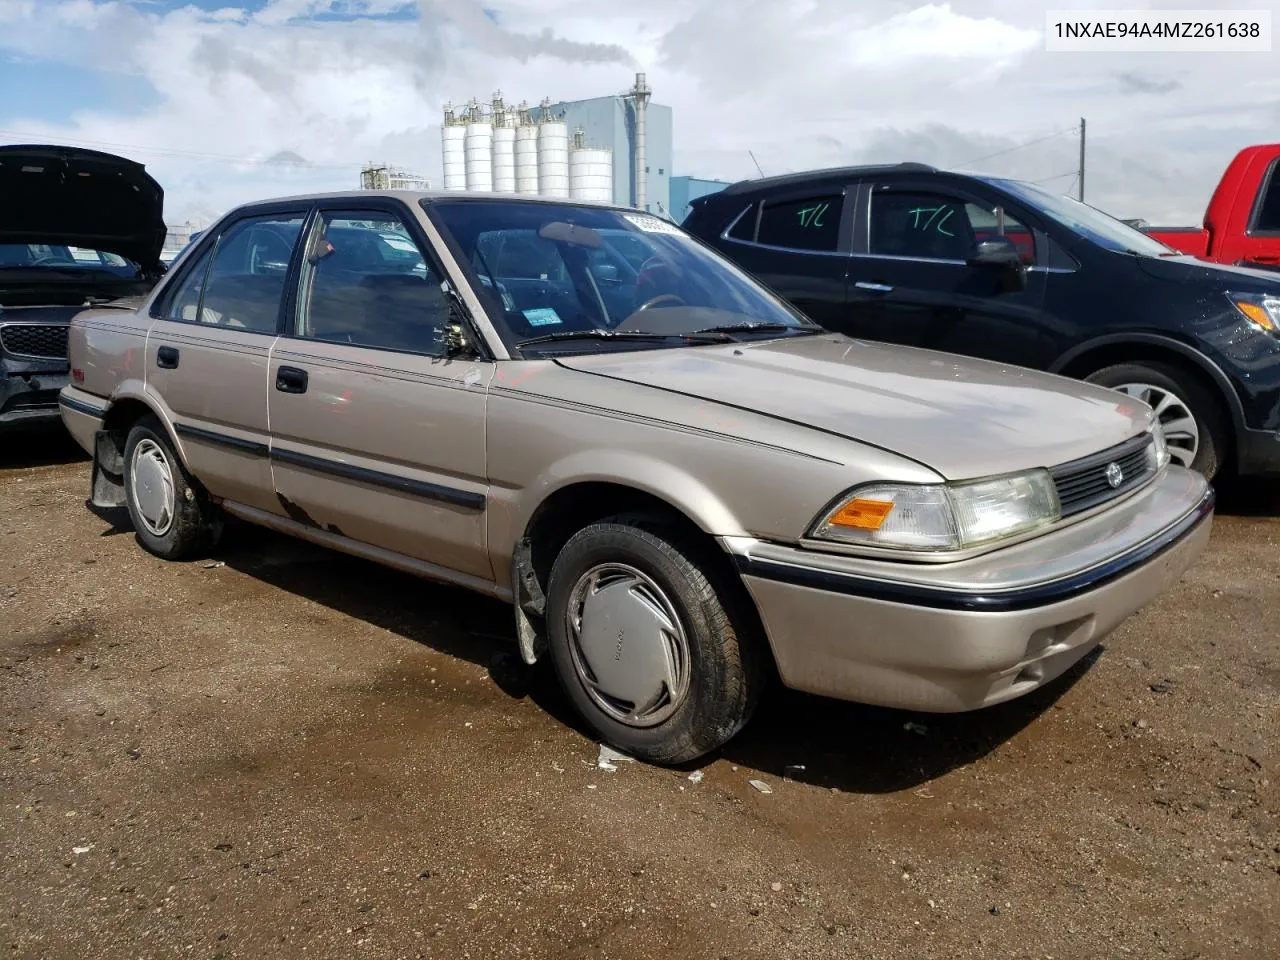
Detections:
[0, 243, 142, 277]
[427, 199, 818, 354]
[980, 177, 1176, 257]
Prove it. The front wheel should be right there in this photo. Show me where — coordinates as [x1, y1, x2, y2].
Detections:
[545, 519, 764, 765]
[1084, 362, 1228, 480]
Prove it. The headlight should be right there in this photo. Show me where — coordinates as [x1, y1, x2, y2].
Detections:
[1228, 292, 1280, 334]
[1147, 419, 1171, 471]
[810, 468, 1061, 554]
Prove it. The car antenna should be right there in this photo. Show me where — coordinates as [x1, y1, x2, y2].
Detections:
[748, 150, 765, 178]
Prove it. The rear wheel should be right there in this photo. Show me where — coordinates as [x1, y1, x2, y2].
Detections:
[1084, 362, 1228, 480]
[544, 518, 764, 765]
[123, 416, 222, 560]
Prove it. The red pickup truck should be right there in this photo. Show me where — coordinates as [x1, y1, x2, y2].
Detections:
[1141, 143, 1280, 269]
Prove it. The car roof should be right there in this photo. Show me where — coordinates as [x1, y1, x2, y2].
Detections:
[716, 162, 941, 196]
[227, 189, 638, 215]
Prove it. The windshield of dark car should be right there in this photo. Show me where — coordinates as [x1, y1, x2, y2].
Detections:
[980, 177, 1174, 257]
[0, 243, 142, 277]
[426, 199, 817, 353]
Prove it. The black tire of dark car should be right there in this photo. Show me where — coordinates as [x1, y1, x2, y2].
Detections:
[545, 518, 765, 765]
[1085, 362, 1229, 480]
[123, 416, 223, 560]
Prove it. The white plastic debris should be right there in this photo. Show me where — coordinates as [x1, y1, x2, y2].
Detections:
[72, 845, 94, 855]
[748, 779, 773, 794]
[687, 770, 704, 784]
[597, 744, 635, 772]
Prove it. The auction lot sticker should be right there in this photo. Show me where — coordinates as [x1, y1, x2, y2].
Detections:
[1045, 9, 1271, 51]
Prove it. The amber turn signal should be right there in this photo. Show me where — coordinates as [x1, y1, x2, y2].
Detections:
[1234, 300, 1277, 332]
[827, 497, 894, 530]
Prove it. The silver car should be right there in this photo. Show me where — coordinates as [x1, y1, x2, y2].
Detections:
[57, 191, 1214, 763]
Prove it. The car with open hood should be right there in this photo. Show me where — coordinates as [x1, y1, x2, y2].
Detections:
[58, 191, 1213, 764]
[0, 144, 165, 428]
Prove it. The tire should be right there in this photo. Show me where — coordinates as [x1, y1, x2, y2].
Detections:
[1084, 361, 1229, 480]
[122, 416, 223, 560]
[544, 518, 764, 765]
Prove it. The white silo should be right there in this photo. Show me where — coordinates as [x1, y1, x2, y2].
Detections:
[514, 101, 539, 195]
[463, 100, 493, 192]
[441, 104, 467, 192]
[569, 128, 613, 203]
[492, 122, 516, 194]
[536, 99, 569, 198]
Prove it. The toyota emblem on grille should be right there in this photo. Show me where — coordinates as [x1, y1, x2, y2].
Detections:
[1105, 462, 1124, 488]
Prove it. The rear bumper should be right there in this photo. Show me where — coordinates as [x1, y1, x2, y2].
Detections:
[57, 385, 107, 454]
[727, 467, 1214, 712]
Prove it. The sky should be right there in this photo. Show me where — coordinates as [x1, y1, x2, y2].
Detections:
[0, 0, 1277, 227]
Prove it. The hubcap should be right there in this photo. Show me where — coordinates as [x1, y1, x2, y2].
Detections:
[564, 563, 692, 728]
[1114, 382, 1200, 469]
[129, 438, 176, 537]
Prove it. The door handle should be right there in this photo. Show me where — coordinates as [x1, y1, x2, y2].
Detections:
[275, 366, 308, 394]
[156, 346, 179, 369]
[854, 282, 894, 294]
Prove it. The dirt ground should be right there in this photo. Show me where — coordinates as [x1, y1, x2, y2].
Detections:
[1, 425, 1277, 960]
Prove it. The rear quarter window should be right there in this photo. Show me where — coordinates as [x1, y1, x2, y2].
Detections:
[756, 195, 841, 252]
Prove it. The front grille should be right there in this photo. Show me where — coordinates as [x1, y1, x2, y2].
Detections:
[0, 323, 69, 360]
[1050, 433, 1154, 517]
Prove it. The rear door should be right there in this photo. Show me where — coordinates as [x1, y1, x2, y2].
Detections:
[145, 207, 308, 515]
[712, 188, 852, 328]
[266, 199, 493, 582]
[842, 180, 1055, 368]
[1238, 154, 1280, 269]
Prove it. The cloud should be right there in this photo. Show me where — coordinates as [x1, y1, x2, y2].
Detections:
[1117, 71, 1181, 95]
[0, 0, 1274, 229]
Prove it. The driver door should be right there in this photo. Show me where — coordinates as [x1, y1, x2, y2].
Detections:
[843, 182, 1053, 369]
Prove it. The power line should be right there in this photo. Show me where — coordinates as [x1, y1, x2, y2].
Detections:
[959, 126, 1080, 168]
[1032, 170, 1078, 184]
[0, 128, 365, 170]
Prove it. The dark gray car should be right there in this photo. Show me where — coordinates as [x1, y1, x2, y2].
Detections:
[0, 145, 165, 428]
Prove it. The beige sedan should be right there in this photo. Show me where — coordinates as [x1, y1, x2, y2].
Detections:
[58, 191, 1213, 763]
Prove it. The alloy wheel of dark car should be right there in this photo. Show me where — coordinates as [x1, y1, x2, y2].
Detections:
[1085, 362, 1228, 480]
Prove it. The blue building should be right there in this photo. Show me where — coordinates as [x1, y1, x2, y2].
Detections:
[670, 176, 731, 224]
[535, 87, 674, 217]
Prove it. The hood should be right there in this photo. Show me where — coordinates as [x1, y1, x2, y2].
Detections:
[1137, 252, 1280, 290]
[0, 144, 165, 269]
[554, 335, 1152, 480]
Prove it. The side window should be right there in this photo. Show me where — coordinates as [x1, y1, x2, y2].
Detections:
[869, 192, 1036, 264]
[1252, 161, 1280, 233]
[964, 203, 1036, 265]
[756, 195, 841, 252]
[163, 247, 214, 322]
[296, 210, 451, 355]
[726, 203, 757, 242]
[197, 214, 305, 332]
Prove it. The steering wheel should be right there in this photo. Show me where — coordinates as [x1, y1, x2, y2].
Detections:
[29, 256, 67, 266]
[636, 293, 686, 312]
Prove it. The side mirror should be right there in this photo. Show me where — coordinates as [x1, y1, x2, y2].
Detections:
[967, 237, 1028, 292]
[595, 262, 620, 282]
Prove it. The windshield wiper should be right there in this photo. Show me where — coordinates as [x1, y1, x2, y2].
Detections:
[689, 321, 817, 339]
[518, 328, 728, 348]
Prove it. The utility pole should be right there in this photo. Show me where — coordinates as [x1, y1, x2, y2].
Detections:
[1078, 117, 1086, 202]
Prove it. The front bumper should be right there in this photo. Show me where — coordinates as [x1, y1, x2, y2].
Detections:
[0, 366, 68, 425]
[728, 466, 1214, 712]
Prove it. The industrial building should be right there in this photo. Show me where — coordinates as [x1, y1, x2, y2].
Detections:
[440, 74, 672, 215]
[670, 176, 731, 224]
[359, 164, 430, 191]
